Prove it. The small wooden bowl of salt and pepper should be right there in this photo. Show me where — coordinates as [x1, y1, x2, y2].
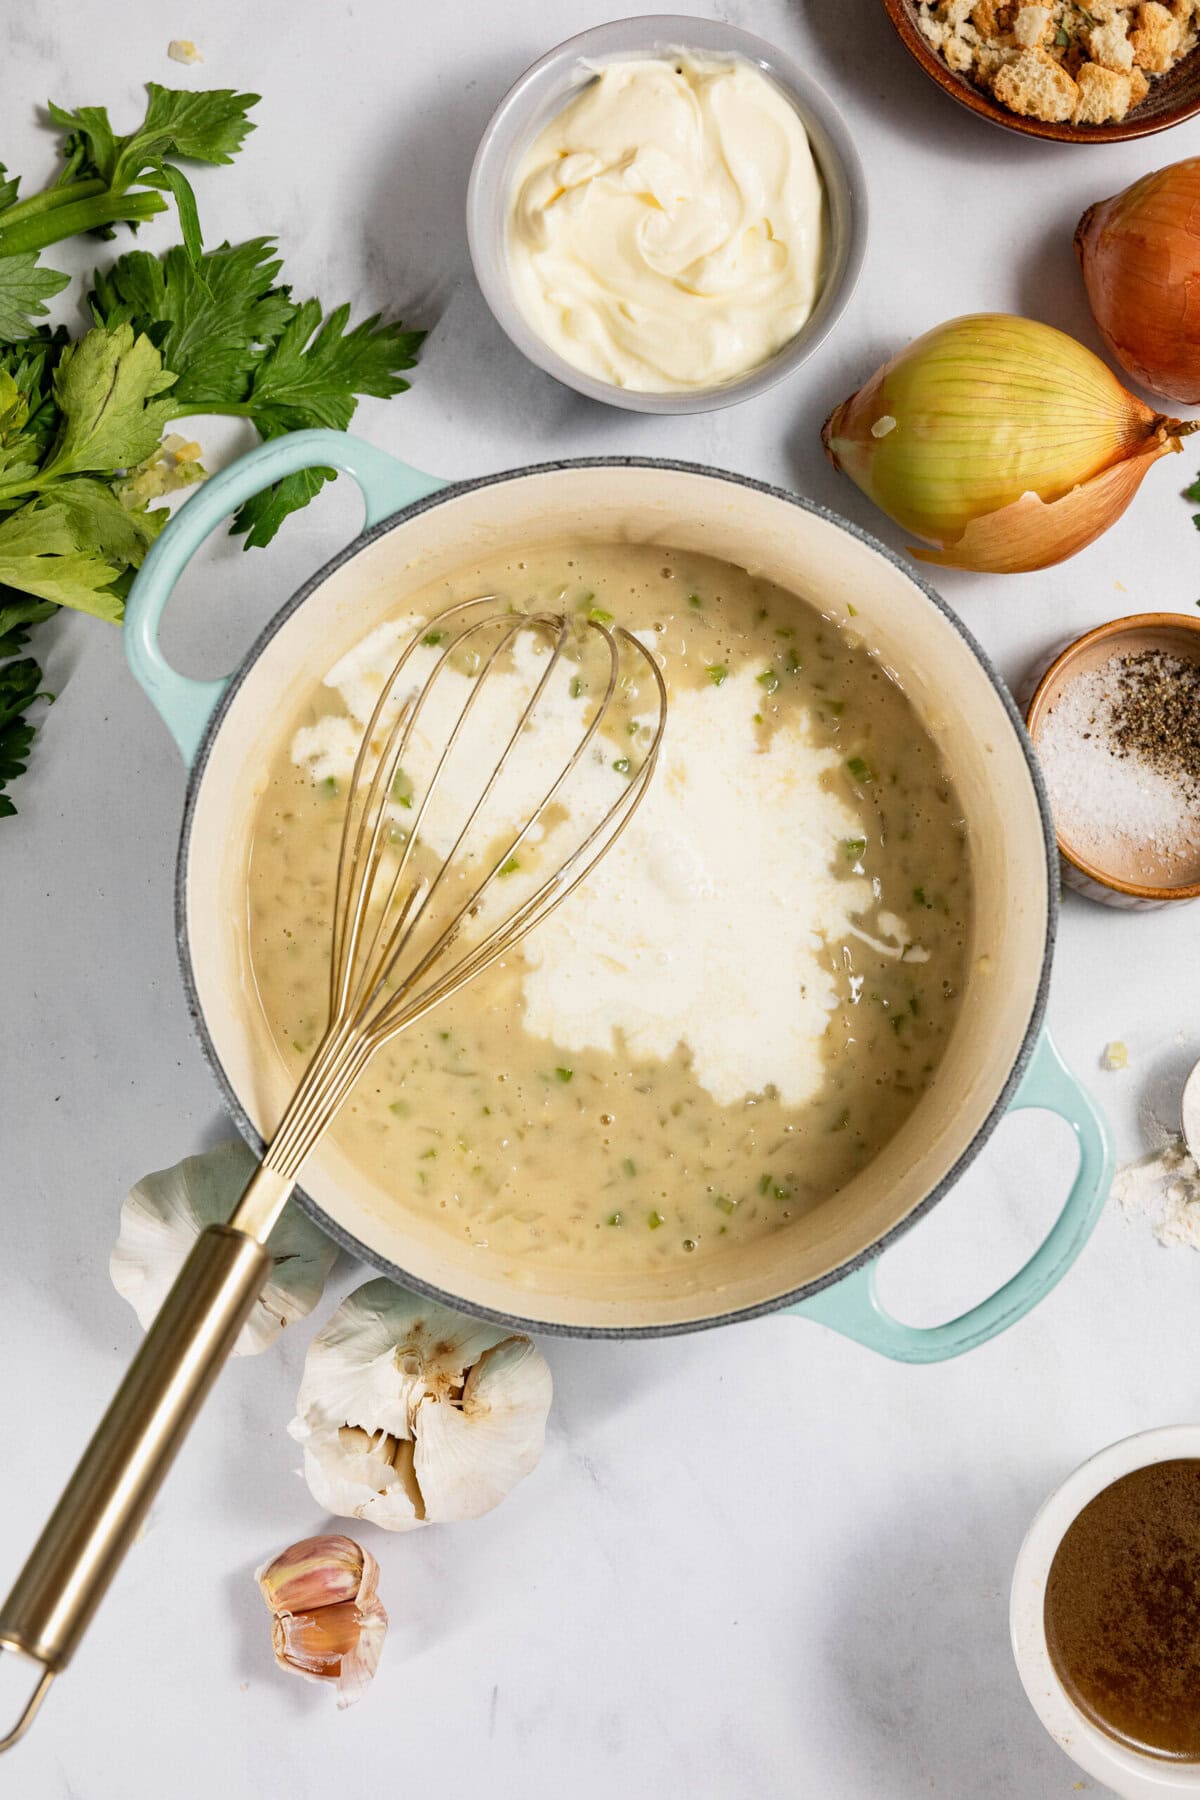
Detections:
[1026, 613, 1200, 908]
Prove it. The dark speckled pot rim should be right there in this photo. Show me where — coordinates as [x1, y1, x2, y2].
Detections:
[174, 457, 1059, 1340]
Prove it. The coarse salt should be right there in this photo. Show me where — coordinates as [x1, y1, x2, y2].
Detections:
[1036, 656, 1200, 874]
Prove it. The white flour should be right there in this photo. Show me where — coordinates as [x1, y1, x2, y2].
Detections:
[292, 622, 909, 1109]
[1114, 1136, 1200, 1249]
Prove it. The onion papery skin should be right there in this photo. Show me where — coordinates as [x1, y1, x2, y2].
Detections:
[822, 314, 1180, 572]
[1077, 160, 1200, 405]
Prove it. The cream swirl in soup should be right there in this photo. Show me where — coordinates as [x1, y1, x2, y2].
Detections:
[243, 546, 971, 1278]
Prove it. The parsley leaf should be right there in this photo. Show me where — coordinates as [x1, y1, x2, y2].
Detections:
[0, 591, 56, 657]
[47, 85, 258, 189]
[231, 418, 334, 550]
[0, 653, 52, 817]
[230, 300, 422, 544]
[1, 87, 257, 268]
[44, 322, 176, 480]
[117, 85, 259, 181]
[92, 248, 423, 546]
[0, 328, 70, 458]
[43, 478, 165, 565]
[0, 504, 125, 616]
[0, 367, 42, 491]
[0, 80, 424, 810]
[0, 253, 71, 340]
[244, 298, 422, 429]
[90, 239, 291, 407]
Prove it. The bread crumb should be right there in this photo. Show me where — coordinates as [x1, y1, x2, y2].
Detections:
[916, 0, 1190, 120]
[1131, 0, 1183, 67]
[1089, 17, 1136, 66]
[1102, 1039, 1130, 1070]
[993, 45, 1080, 118]
[974, 42, 1019, 76]
[1074, 59, 1134, 117]
[167, 38, 203, 64]
[971, 0, 1014, 33]
[1014, 4, 1053, 44]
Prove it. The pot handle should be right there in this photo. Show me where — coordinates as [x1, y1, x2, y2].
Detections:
[788, 1031, 1111, 1363]
[125, 429, 446, 766]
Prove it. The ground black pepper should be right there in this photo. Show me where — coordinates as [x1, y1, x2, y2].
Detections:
[1109, 650, 1200, 802]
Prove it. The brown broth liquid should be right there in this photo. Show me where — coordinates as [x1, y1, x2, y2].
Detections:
[1044, 1459, 1200, 1761]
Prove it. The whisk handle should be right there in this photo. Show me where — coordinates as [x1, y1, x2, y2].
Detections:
[125, 429, 445, 764]
[0, 1225, 270, 1736]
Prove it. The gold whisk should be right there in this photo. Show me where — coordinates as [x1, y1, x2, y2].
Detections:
[0, 598, 667, 1749]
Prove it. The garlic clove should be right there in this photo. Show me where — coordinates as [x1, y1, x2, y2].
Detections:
[257, 1532, 374, 1614]
[256, 1534, 387, 1709]
[111, 1140, 336, 1354]
[911, 435, 1179, 573]
[289, 1279, 553, 1530]
[413, 1334, 553, 1520]
[299, 1424, 426, 1532]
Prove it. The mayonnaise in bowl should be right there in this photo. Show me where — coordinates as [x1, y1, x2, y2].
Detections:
[505, 55, 827, 394]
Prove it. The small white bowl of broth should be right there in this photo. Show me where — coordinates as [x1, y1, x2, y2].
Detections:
[1011, 1426, 1200, 1796]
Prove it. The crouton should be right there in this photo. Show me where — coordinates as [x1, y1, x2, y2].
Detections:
[1012, 3, 1052, 42]
[992, 44, 1081, 117]
[917, 7, 947, 50]
[1131, 0, 1182, 67]
[1073, 59, 1135, 119]
[972, 0, 1017, 37]
[920, 0, 1187, 119]
[973, 42, 1019, 78]
[1089, 17, 1136, 65]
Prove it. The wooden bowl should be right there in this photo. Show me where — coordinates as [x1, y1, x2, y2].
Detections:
[1026, 613, 1200, 908]
[881, 0, 1200, 143]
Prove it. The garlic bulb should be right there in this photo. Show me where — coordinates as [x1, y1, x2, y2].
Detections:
[289, 1279, 553, 1530]
[822, 313, 1191, 573]
[111, 1139, 336, 1354]
[256, 1534, 387, 1708]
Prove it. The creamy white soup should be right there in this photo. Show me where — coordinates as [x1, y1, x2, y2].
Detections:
[243, 544, 971, 1275]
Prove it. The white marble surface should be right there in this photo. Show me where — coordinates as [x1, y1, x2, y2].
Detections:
[4, 2, 1200, 1794]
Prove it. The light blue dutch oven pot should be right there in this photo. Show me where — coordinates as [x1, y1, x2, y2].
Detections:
[125, 430, 1112, 1361]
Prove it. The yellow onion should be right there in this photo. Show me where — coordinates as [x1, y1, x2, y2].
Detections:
[256, 1533, 387, 1708]
[821, 314, 1192, 574]
[1077, 159, 1200, 404]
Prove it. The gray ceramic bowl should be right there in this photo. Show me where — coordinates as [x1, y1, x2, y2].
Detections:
[466, 14, 868, 414]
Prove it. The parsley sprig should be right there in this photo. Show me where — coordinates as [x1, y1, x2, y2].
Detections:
[0, 84, 423, 818]
[91, 243, 422, 546]
[0, 85, 258, 335]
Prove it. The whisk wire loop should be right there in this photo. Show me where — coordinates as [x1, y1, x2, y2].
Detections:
[259, 598, 667, 1186]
